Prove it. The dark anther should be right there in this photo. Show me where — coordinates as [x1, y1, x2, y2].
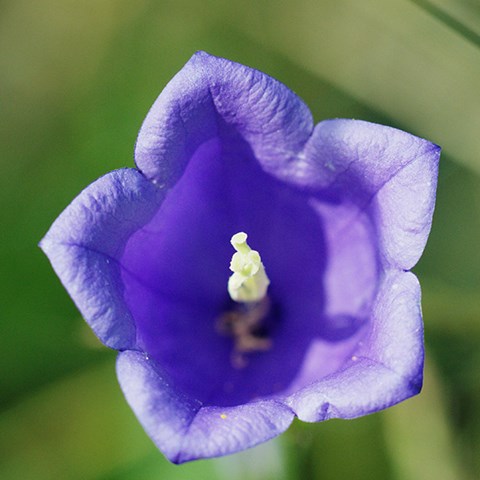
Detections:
[217, 296, 272, 368]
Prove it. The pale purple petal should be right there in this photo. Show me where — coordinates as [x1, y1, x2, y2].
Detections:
[40, 169, 164, 349]
[288, 270, 423, 421]
[298, 119, 440, 269]
[309, 199, 378, 321]
[117, 350, 294, 464]
[135, 51, 314, 185]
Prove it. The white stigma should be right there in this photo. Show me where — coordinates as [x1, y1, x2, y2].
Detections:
[228, 232, 270, 303]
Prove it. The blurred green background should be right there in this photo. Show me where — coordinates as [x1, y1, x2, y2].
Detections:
[1, 0, 479, 479]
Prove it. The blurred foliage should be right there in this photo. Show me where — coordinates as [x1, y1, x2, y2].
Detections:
[0, 0, 479, 479]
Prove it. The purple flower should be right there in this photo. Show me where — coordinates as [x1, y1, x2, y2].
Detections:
[40, 52, 440, 464]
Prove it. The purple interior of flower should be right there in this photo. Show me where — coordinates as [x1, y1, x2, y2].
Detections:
[121, 129, 378, 407]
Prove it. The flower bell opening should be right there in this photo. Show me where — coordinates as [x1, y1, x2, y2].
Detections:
[218, 232, 273, 368]
[40, 52, 440, 464]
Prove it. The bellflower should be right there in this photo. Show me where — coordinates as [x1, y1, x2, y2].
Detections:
[40, 52, 440, 464]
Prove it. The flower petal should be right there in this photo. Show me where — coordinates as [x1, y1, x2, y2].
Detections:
[116, 350, 295, 464]
[300, 119, 440, 269]
[39, 169, 164, 349]
[288, 270, 423, 421]
[309, 198, 377, 321]
[135, 51, 313, 185]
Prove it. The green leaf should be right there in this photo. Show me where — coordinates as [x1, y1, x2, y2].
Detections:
[284, 415, 392, 480]
[382, 357, 468, 480]
[0, 362, 288, 480]
[240, 0, 480, 174]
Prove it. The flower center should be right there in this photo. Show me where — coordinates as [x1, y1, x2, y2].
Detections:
[217, 232, 272, 368]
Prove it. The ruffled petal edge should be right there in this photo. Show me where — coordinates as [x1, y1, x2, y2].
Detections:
[40, 168, 163, 349]
[116, 350, 295, 464]
[301, 119, 440, 270]
[135, 51, 314, 185]
[287, 270, 424, 421]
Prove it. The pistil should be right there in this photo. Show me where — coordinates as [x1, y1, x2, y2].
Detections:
[218, 232, 272, 368]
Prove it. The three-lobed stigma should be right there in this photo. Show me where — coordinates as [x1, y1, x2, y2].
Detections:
[227, 232, 270, 303]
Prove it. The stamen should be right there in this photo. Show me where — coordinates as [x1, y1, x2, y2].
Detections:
[217, 297, 272, 368]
